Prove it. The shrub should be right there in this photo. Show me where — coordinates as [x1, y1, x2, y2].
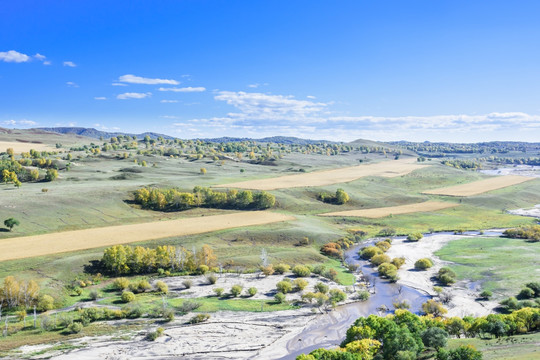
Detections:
[293, 279, 309, 292]
[37, 294, 55, 311]
[525, 282, 540, 297]
[329, 289, 347, 303]
[113, 277, 130, 290]
[378, 227, 396, 236]
[518, 287, 535, 299]
[292, 265, 311, 277]
[360, 246, 383, 260]
[321, 242, 342, 258]
[407, 233, 423, 242]
[415, 258, 433, 270]
[391, 257, 406, 269]
[41, 315, 56, 331]
[277, 280, 293, 294]
[182, 280, 193, 289]
[438, 267, 457, 285]
[273, 263, 290, 274]
[178, 300, 202, 314]
[260, 264, 275, 276]
[393, 299, 410, 309]
[230, 284, 243, 297]
[322, 269, 339, 282]
[197, 265, 209, 274]
[163, 308, 175, 322]
[247, 287, 258, 297]
[370, 254, 391, 266]
[315, 282, 329, 294]
[375, 240, 391, 252]
[274, 292, 286, 303]
[123, 304, 143, 318]
[206, 274, 217, 285]
[479, 290, 492, 300]
[146, 327, 165, 341]
[357, 290, 370, 301]
[422, 299, 447, 316]
[134, 279, 151, 293]
[377, 263, 398, 279]
[89, 289, 99, 300]
[68, 322, 83, 334]
[312, 264, 327, 275]
[155, 281, 168, 294]
[189, 313, 210, 324]
[213, 288, 224, 297]
[121, 291, 136, 303]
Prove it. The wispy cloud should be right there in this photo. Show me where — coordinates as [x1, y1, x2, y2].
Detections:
[0, 50, 31, 63]
[158, 86, 206, 92]
[160, 100, 178, 103]
[2, 119, 37, 127]
[94, 123, 120, 131]
[117, 92, 151, 100]
[111, 82, 128, 86]
[66, 81, 79, 88]
[94, 96, 107, 100]
[118, 74, 179, 85]
[63, 61, 77, 67]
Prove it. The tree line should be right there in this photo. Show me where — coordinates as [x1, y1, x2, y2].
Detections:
[133, 186, 276, 211]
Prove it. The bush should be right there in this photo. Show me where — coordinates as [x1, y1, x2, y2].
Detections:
[273, 263, 290, 274]
[315, 282, 329, 294]
[375, 240, 391, 252]
[113, 277, 130, 290]
[155, 281, 168, 294]
[525, 282, 540, 297]
[322, 269, 339, 282]
[121, 291, 136, 303]
[479, 290, 492, 299]
[146, 327, 165, 341]
[182, 280, 193, 289]
[329, 289, 347, 303]
[438, 267, 457, 285]
[260, 264, 275, 276]
[197, 265, 209, 274]
[123, 304, 143, 318]
[391, 257, 406, 269]
[230, 284, 243, 297]
[37, 294, 55, 311]
[135, 279, 151, 293]
[415, 258, 433, 270]
[518, 287, 535, 299]
[206, 274, 217, 285]
[293, 279, 309, 292]
[360, 246, 383, 260]
[422, 299, 447, 316]
[189, 314, 210, 324]
[277, 280, 293, 294]
[357, 290, 370, 301]
[213, 288, 224, 297]
[312, 264, 327, 275]
[407, 233, 423, 242]
[378, 227, 396, 236]
[370, 254, 391, 266]
[292, 265, 311, 277]
[274, 292, 286, 303]
[178, 300, 202, 314]
[247, 287, 258, 297]
[89, 289, 99, 300]
[377, 263, 398, 279]
[68, 322, 83, 334]
[41, 315, 56, 331]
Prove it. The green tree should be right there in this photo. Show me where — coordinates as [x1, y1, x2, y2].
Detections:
[45, 168, 58, 181]
[4, 217, 20, 231]
[421, 327, 448, 350]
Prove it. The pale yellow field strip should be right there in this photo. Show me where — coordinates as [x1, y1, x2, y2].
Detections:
[422, 175, 534, 197]
[214, 158, 426, 190]
[319, 201, 459, 218]
[0, 141, 54, 154]
[0, 211, 295, 261]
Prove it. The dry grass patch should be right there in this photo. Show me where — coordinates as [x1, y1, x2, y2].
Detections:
[0, 211, 294, 261]
[422, 175, 534, 197]
[0, 141, 54, 154]
[214, 158, 426, 190]
[319, 201, 458, 218]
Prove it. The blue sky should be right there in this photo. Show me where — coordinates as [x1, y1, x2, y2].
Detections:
[1, 0, 540, 142]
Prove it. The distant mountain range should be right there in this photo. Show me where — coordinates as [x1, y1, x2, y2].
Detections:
[34, 127, 342, 145]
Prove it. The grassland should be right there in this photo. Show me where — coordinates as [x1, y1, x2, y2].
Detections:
[214, 157, 426, 190]
[448, 332, 540, 360]
[422, 175, 534, 196]
[0, 140, 54, 153]
[319, 200, 458, 218]
[435, 236, 540, 297]
[0, 211, 294, 261]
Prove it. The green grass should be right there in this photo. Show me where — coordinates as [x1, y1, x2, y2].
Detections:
[168, 296, 298, 312]
[323, 258, 355, 285]
[448, 332, 540, 360]
[435, 236, 540, 297]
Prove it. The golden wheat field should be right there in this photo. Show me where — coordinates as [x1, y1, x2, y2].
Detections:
[214, 158, 426, 190]
[319, 201, 459, 218]
[422, 175, 534, 197]
[0, 211, 295, 261]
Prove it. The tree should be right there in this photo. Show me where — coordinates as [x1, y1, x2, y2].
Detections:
[4, 218, 20, 231]
[45, 168, 58, 182]
[37, 294, 55, 311]
[335, 188, 350, 204]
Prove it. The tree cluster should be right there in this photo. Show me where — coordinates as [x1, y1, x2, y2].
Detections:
[317, 188, 350, 205]
[503, 225, 540, 242]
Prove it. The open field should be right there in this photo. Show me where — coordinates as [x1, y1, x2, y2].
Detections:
[0, 140, 54, 153]
[214, 157, 426, 190]
[319, 200, 458, 218]
[448, 332, 540, 360]
[422, 175, 534, 196]
[435, 236, 540, 297]
[0, 211, 294, 261]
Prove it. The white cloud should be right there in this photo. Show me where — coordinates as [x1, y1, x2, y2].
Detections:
[160, 100, 178, 103]
[160, 115, 179, 119]
[306, 95, 316, 99]
[247, 83, 260, 88]
[43, 61, 51, 65]
[94, 96, 107, 100]
[2, 119, 37, 127]
[34, 53, 46, 60]
[117, 92, 151, 100]
[66, 81, 79, 88]
[93, 123, 120, 131]
[0, 50, 31, 63]
[63, 61, 77, 67]
[118, 74, 179, 85]
[112, 82, 127, 86]
[158, 86, 206, 92]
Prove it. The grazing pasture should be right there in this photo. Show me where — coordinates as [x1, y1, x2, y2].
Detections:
[319, 200, 458, 218]
[422, 175, 534, 196]
[214, 157, 426, 190]
[0, 211, 294, 261]
[0, 140, 54, 154]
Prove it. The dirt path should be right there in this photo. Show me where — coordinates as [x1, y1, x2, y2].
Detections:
[214, 158, 426, 190]
[0, 211, 295, 261]
[319, 201, 458, 218]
